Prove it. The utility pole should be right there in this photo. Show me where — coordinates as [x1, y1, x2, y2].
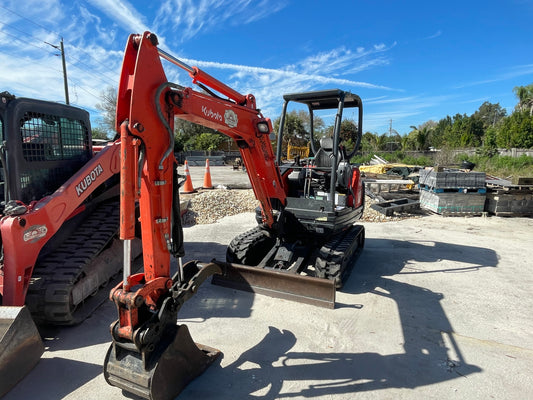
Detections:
[45, 38, 69, 105]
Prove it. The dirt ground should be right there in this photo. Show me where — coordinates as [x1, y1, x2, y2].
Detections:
[4, 208, 533, 400]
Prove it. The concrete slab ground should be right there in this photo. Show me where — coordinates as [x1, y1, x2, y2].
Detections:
[4, 210, 533, 400]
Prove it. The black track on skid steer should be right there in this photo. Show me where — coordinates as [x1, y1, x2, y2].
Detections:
[26, 200, 125, 325]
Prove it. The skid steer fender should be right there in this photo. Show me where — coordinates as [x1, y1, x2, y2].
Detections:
[0, 306, 44, 397]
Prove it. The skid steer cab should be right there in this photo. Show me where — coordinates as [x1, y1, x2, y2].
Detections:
[103, 31, 365, 400]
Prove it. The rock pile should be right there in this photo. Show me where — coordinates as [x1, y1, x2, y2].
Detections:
[182, 189, 418, 226]
[182, 189, 259, 225]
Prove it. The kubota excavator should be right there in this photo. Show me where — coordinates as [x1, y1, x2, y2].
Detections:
[103, 32, 365, 400]
[0, 92, 141, 396]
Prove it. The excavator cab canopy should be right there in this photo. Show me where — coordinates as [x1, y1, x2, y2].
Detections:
[282, 89, 362, 110]
[276, 89, 363, 163]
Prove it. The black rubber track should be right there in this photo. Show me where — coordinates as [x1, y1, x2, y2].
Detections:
[26, 201, 120, 325]
[226, 226, 275, 266]
[314, 224, 365, 288]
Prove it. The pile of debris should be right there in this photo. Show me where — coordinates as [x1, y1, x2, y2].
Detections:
[181, 189, 415, 226]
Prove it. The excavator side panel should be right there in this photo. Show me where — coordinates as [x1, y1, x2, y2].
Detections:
[0, 306, 44, 397]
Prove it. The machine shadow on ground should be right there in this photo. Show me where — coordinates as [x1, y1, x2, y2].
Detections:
[14, 238, 498, 399]
[181, 237, 497, 399]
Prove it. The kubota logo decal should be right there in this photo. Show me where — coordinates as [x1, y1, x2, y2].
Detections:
[201, 106, 223, 122]
[76, 164, 104, 196]
[24, 225, 48, 242]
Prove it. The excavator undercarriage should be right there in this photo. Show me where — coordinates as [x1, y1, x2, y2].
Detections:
[214, 220, 365, 308]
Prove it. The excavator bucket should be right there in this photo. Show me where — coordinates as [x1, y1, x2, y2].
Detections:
[104, 324, 220, 400]
[212, 262, 337, 309]
[0, 306, 44, 397]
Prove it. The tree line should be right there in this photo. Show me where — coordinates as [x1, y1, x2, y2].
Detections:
[362, 84, 533, 154]
[94, 84, 533, 154]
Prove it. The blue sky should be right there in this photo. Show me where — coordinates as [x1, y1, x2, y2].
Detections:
[1, 0, 532, 135]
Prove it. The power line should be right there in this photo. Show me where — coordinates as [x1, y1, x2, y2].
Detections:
[1, 4, 119, 88]
[0, 30, 50, 53]
[0, 4, 60, 38]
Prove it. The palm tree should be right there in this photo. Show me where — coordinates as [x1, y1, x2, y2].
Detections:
[513, 84, 533, 116]
[409, 125, 431, 151]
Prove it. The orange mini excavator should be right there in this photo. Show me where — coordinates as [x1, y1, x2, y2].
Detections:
[103, 32, 365, 399]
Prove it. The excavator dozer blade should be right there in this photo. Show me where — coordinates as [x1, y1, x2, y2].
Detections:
[0, 306, 44, 397]
[212, 262, 336, 309]
[104, 324, 220, 400]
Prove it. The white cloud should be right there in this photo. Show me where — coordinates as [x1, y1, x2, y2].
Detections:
[425, 30, 442, 40]
[154, 0, 286, 42]
[86, 0, 151, 33]
[0, 0, 399, 131]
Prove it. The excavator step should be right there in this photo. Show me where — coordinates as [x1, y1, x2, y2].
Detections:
[212, 262, 336, 308]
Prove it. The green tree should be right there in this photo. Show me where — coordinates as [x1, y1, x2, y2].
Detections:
[91, 127, 110, 140]
[95, 86, 117, 135]
[408, 124, 433, 151]
[273, 110, 306, 145]
[401, 133, 415, 151]
[497, 110, 533, 148]
[273, 110, 325, 155]
[360, 131, 379, 152]
[193, 132, 226, 153]
[473, 101, 507, 129]
[175, 119, 219, 152]
[513, 84, 533, 116]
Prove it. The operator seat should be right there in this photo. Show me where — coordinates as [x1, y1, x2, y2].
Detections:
[314, 137, 334, 168]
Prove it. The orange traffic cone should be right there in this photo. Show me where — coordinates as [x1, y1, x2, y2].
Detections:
[202, 159, 214, 189]
[181, 160, 196, 194]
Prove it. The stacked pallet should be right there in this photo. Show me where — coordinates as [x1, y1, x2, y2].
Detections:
[485, 177, 533, 217]
[419, 168, 486, 215]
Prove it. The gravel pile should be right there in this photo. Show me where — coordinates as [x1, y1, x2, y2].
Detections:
[182, 189, 259, 225]
[182, 189, 419, 225]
